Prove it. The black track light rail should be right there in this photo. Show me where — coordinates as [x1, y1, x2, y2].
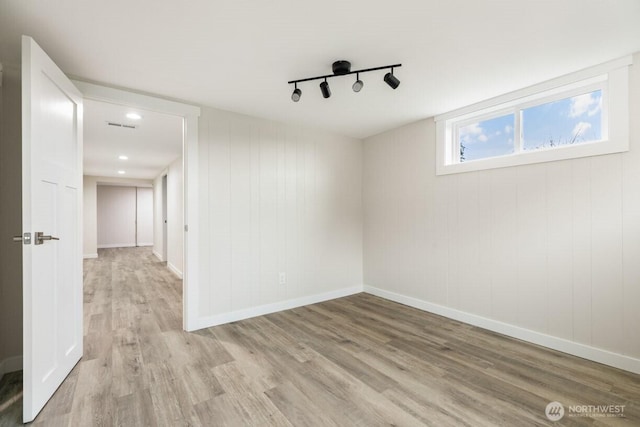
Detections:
[288, 63, 402, 85]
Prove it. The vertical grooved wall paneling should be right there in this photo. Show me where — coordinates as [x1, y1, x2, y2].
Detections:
[196, 108, 363, 323]
[363, 53, 640, 365]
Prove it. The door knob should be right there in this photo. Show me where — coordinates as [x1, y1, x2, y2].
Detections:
[35, 231, 59, 245]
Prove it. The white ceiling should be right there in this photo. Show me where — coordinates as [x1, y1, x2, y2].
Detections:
[0, 1, 639, 139]
[83, 99, 182, 179]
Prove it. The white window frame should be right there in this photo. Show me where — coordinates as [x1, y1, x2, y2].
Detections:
[435, 56, 631, 175]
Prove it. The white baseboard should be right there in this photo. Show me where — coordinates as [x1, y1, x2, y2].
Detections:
[187, 285, 363, 332]
[0, 356, 22, 378]
[167, 262, 183, 279]
[83, 253, 98, 259]
[152, 250, 164, 261]
[364, 285, 640, 375]
[97, 243, 136, 249]
[137, 243, 153, 247]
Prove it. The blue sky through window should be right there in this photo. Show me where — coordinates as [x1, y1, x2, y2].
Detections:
[522, 90, 602, 150]
[458, 90, 602, 163]
[459, 114, 514, 162]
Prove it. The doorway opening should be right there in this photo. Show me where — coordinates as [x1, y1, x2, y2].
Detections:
[74, 80, 200, 330]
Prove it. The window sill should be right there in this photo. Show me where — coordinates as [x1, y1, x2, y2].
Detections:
[436, 138, 629, 175]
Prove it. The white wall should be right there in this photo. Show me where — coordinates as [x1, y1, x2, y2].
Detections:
[83, 176, 98, 258]
[0, 63, 23, 375]
[167, 158, 183, 277]
[153, 159, 182, 274]
[192, 107, 363, 328]
[362, 54, 640, 373]
[152, 171, 166, 260]
[136, 187, 153, 246]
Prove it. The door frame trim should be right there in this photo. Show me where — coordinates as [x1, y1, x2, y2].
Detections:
[73, 80, 201, 331]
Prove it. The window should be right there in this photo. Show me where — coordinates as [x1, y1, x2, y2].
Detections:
[458, 113, 515, 162]
[521, 90, 602, 151]
[436, 56, 631, 175]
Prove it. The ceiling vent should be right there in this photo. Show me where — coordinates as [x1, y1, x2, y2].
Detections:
[106, 121, 137, 129]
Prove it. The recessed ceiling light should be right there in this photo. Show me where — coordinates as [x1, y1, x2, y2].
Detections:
[118, 155, 128, 160]
[118, 170, 126, 174]
[126, 113, 142, 120]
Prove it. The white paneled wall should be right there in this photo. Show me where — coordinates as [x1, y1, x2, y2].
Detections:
[194, 107, 363, 327]
[362, 54, 640, 372]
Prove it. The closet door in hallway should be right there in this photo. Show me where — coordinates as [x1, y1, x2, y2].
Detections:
[97, 185, 153, 248]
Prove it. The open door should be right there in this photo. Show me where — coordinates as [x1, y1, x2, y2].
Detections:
[20, 36, 83, 422]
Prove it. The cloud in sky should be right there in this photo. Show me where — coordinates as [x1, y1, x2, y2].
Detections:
[572, 121, 592, 138]
[460, 122, 482, 136]
[459, 122, 488, 144]
[569, 92, 601, 118]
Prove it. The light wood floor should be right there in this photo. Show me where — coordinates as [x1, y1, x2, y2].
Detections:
[1, 247, 639, 426]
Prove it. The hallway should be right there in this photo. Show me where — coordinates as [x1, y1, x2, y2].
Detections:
[5, 247, 193, 425]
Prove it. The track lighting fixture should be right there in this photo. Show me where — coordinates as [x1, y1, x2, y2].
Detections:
[291, 83, 302, 102]
[288, 60, 401, 101]
[320, 78, 331, 98]
[352, 73, 364, 93]
[384, 68, 401, 89]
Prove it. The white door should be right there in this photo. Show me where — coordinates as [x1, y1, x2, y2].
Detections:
[21, 35, 83, 423]
[97, 185, 136, 248]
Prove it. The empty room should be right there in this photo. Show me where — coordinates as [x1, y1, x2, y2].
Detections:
[1, 1, 639, 425]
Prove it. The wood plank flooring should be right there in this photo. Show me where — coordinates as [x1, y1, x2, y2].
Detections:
[1, 246, 639, 426]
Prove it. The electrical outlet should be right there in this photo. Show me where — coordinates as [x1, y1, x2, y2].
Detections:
[279, 272, 286, 285]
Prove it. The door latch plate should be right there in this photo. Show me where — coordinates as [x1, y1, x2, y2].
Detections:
[13, 232, 31, 244]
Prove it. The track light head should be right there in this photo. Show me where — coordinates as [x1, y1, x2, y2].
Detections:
[384, 69, 400, 89]
[320, 79, 331, 98]
[352, 73, 364, 93]
[291, 83, 301, 102]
